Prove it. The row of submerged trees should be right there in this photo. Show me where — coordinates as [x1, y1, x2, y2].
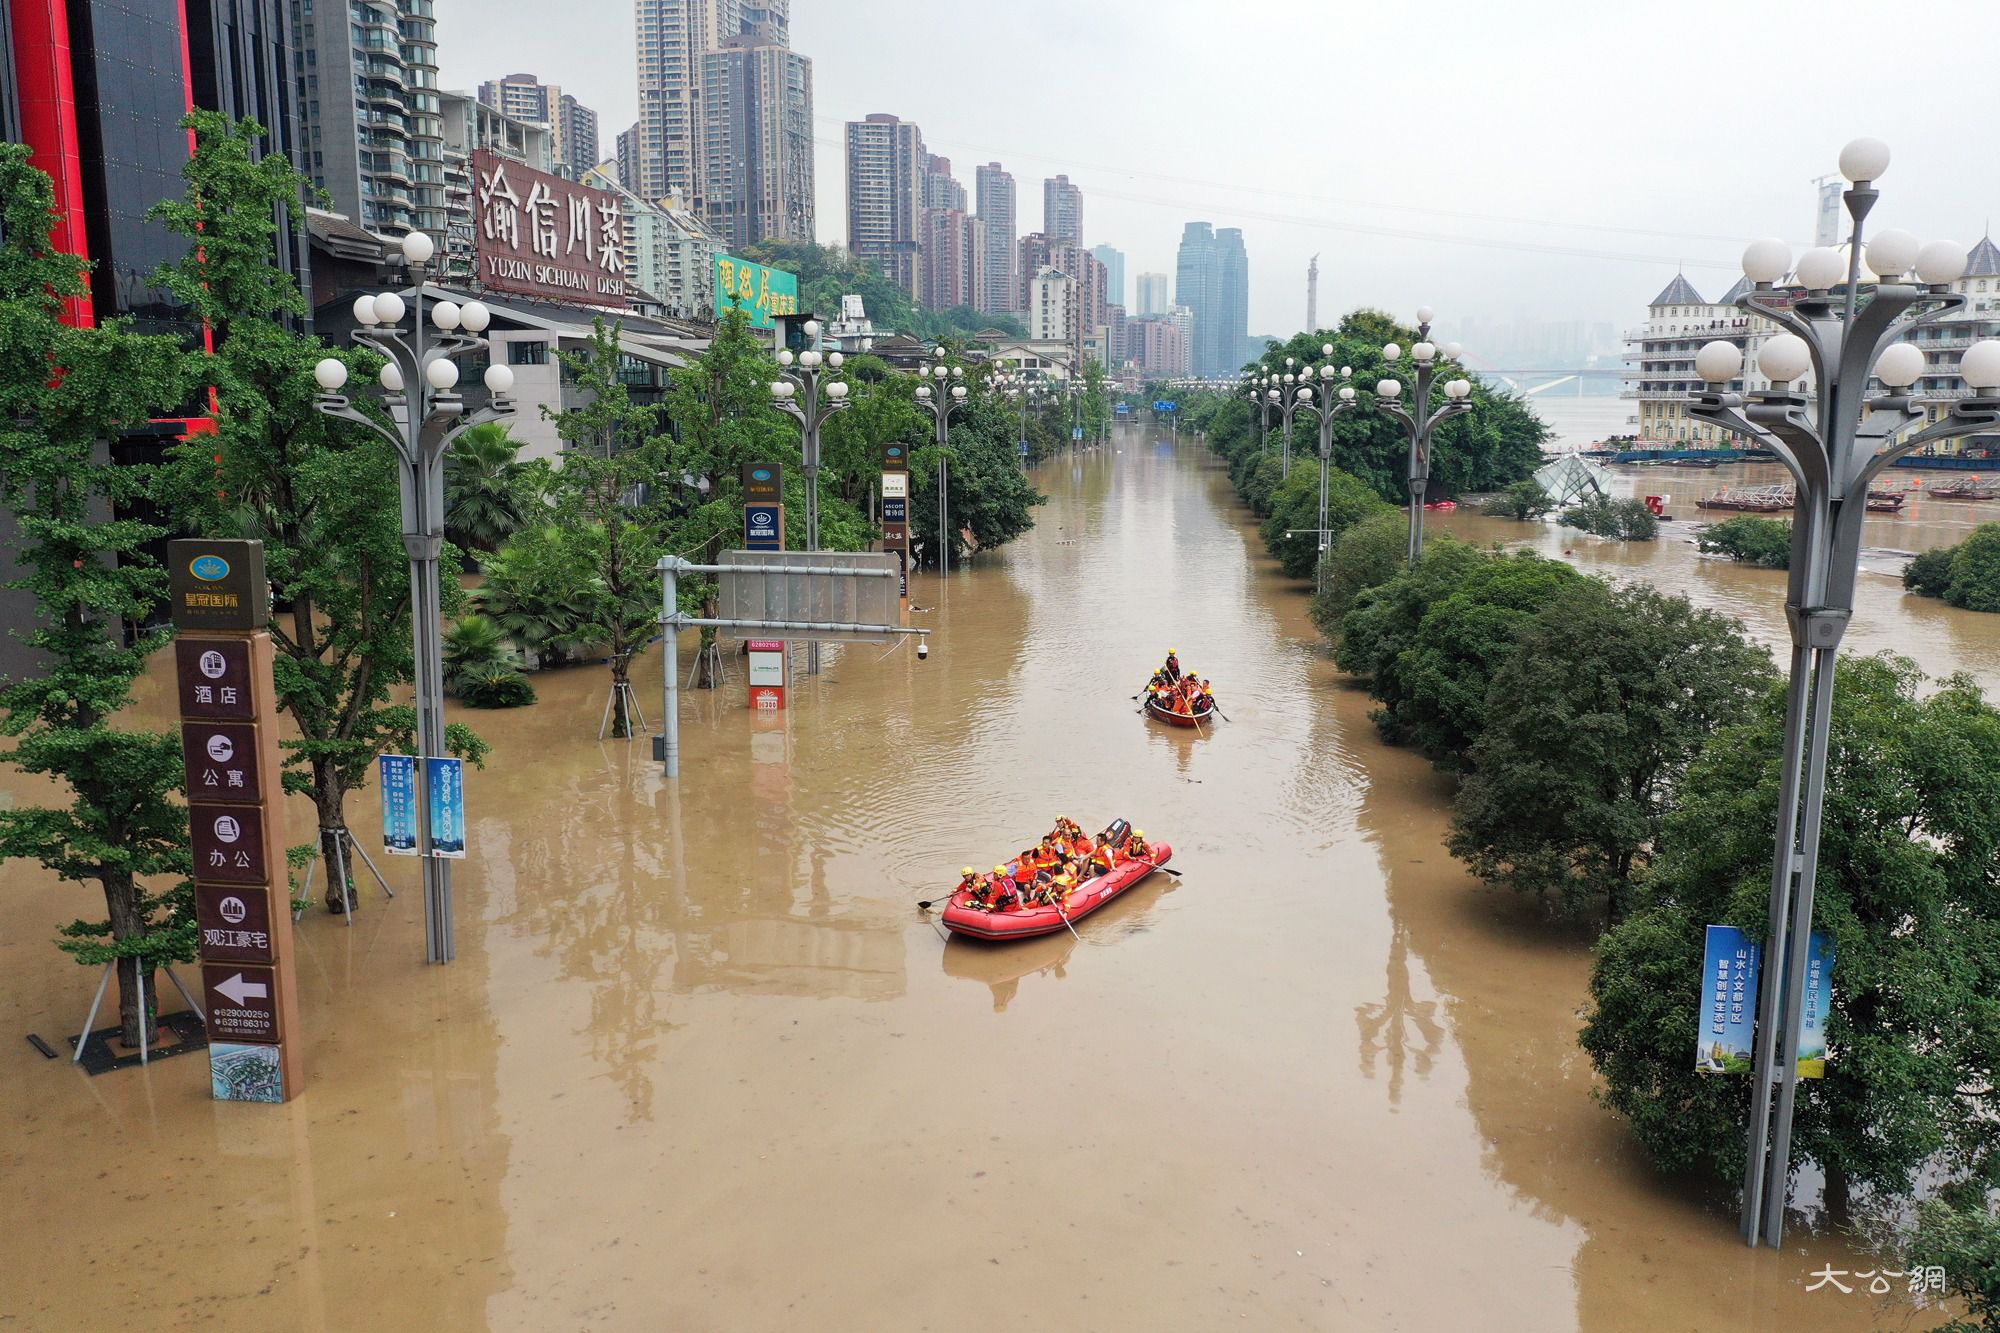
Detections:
[1176, 341, 2000, 1320]
[0, 114, 1046, 1044]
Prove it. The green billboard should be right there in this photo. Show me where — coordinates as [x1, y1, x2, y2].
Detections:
[715, 254, 800, 328]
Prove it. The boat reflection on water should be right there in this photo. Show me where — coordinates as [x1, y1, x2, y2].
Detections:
[938, 874, 1178, 1011]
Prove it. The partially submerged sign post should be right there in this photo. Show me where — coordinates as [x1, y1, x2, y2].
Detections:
[655, 552, 927, 777]
[164, 539, 305, 1103]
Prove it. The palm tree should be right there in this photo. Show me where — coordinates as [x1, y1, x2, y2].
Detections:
[444, 423, 529, 556]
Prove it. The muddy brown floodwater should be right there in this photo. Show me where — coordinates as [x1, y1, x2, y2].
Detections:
[2, 431, 1985, 1330]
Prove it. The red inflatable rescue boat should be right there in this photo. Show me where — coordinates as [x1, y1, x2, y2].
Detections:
[941, 843, 1174, 941]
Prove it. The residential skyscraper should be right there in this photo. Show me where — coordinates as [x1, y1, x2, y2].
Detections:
[698, 25, 814, 249]
[1017, 232, 1076, 312]
[975, 162, 1017, 315]
[561, 96, 600, 182]
[1135, 272, 1169, 317]
[634, 0, 735, 201]
[615, 122, 642, 190]
[923, 209, 986, 311]
[1043, 174, 1082, 247]
[845, 113, 926, 297]
[1090, 244, 1125, 308]
[635, 0, 811, 245]
[1028, 266, 1073, 342]
[475, 74, 601, 181]
[296, 0, 445, 239]
[924, 155, 967, 212]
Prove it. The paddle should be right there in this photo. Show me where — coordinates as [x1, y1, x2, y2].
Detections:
[1048, 889, 1083, 942]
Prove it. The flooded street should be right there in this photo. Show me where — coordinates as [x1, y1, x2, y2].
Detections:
[3, 430, 1985, 1330]
[1443, 457, 2000, 695]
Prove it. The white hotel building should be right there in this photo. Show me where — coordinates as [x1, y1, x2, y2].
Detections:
[1623, 236, 2000, 454]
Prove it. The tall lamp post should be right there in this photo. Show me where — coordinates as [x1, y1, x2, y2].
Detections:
[1295, 355, 1358, 593]
[1685, 136, 2000, 1249]
[311, 230, 516, 965]
[1274, 357, 1315, 478]
[769, 318, 851, 674]
[1001, 373, 1038, 466]
[913, 347, 967, 573]
[1374, 309, 1473, 568]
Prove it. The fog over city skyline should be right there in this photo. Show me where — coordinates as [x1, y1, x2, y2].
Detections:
[438, 0, 1999, 351]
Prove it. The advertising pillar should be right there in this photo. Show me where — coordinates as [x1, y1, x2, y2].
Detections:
[168, 539, 305, 1103]
[880, 442, 909, 620]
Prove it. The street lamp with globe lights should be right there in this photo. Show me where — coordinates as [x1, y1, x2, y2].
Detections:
[1372, 309, 1473, 567]
[1290, 354, 1360, 593]
[912, 347, 969, 574]
[1270, 356, 1319, 479]
[1688, 137, 2000, 1250]
[769, 318, 850, 674]
[310, 228, 514, 965]
[999, 372, 1039, 466]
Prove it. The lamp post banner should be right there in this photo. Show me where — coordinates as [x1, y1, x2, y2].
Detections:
[472, 148, 626, 307]
[427, 757, 467, 859]
[380, 754, 419, 855]
[1797, 932, 1834, 1079]
[1695, 925, 1759, 1075]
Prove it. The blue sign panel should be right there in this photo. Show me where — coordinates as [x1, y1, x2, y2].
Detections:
[1695, 925, 1759, 1074]
[1154, 400, 1178, 412]
[745, 503, 782, 551]
[380, 754, 418, 856]
[1115, 402, 1130, 414]
[1072, 426, 1084, 441]
[880, 496, 907, 525]
[427, 757, 466, 859]
[1018, 439, 1030, 457]
[1797, 932, 1834, 1078]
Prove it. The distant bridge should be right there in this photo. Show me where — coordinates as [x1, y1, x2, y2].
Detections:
[1471, 367, 1625, 396]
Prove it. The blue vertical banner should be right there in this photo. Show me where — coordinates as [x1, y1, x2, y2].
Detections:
[1797, 932, 1834, 1079]
[380, 754, 418, 856]
[1695, 925, 1760, 1074]
[426, 756, 467, 859]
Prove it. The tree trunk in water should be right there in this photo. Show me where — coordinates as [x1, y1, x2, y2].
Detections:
[315, 759, 355, 914]
[100, 868, 156, 1049]
[609, 656, 631, 739]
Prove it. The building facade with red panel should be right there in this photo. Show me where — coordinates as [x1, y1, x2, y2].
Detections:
[1, 0, 306, 678]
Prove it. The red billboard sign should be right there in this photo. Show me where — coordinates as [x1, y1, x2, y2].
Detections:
[473, 148, 625, 308]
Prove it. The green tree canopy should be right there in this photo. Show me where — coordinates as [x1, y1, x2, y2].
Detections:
[0, 143, 194, 1045]
[1339, 544, 1581, 763]
[1310, 509, 1408, 634]
[1946, 523, 2000, 612]
[1257, 465, 1393, 580]
[1581, 657, 2000, 1212]
[1243, 311, 1547, 503]
[1696, 515, 1792, 568]
[1448, 580, 1774, 919]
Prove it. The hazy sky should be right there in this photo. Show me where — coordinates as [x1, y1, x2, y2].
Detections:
[438, 0, 2000, 346]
